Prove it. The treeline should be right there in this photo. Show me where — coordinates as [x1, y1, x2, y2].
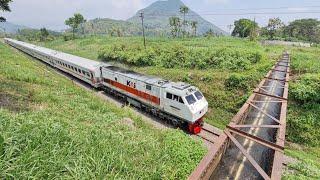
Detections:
[14, 28, 60, 42]
[231, 17, 320, 43]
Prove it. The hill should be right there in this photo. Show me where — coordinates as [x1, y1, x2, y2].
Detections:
[82, 18, 141, 36]
[0, 21, 28, 34]
[81, 0, 227, 36]
[128, 0, 227, 36]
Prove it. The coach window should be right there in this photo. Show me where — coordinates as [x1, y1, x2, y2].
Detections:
[115, 77, 118, 81]
[166, 93, 172, 99]
[146, 84, 152, 91]
[82, 70, 85, 75]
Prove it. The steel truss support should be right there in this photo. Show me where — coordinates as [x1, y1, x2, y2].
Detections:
[246, 102, 281, 124]
[224, 130, 272, 180]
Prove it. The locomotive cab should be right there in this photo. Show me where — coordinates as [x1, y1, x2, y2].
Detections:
[162, 82, 208, 134]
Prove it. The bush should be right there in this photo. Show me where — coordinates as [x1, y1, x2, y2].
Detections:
[287, 103, 320, 147]
[98, 43, 265, 71]
[290, 74, 320, 103]
[63, 34, 74, 41]
[225, 74, 250, 91]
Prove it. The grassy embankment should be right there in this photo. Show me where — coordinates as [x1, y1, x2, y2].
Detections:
[35, 36, 320, 179]
[0, 42, 206, 179]
[36, 36, 282, 129]
[282, 47, 320, 179]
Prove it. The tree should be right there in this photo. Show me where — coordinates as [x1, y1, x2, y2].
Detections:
[65, 13, 86, 38]
[190, 21, 198, 37]
[284, 19, 320, 42]
[204, 29, 215, 38]
[266, 17, 284, 40]
[39, 28, 49, 41]
[179, 5, 189, 37]
[0, 0, 12, 22]
[232, 19, 258, 38]
[169, 16, 181, 38]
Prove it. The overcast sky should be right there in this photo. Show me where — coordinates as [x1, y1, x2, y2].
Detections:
[2, 0, 320, 32]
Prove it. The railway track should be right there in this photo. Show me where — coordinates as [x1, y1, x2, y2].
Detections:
[189, 52, 290, 180]
[196, 123, 222, 147]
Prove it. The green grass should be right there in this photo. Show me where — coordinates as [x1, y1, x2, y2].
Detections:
[283, 146, 320, 179]
[282, 46, 320, 179]
[32, 36, 320, 179]
[35, 36, 283, 129]
[0, 42, 207, 179]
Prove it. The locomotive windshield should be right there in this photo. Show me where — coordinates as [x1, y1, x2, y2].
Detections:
[186, 94, 196, 105]
[194, 91, 203, 100]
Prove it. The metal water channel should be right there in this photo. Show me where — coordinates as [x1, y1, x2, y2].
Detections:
[189, 52, 290, 180]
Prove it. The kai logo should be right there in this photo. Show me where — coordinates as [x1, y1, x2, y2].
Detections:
[127, 80, 136, 88]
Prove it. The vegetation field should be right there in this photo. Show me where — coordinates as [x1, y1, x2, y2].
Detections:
[0, 42, 207, 179]
[33, 36, 320, 179]
[36, 36, 283, 129]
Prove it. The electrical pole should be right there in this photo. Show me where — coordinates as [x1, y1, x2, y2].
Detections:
[139, 12, 146, 49]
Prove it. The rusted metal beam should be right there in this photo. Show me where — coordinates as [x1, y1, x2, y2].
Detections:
[224, 130, 271, 180]
[253, 91, 288, 101]
[271, 68, 288, 73]
[246, 102, 281, 124]
[230, 124, 281, 128]
[275, 64, 289, 68]
[264, 76, 288, 82]
[226, 126, 284, 152]
[188, 134, 229, 180]
[271, 57, 290, 180]
[250, 100, 285, 103]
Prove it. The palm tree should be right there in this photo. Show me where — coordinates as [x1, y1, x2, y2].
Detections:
[179, 5, 189, 37]
[190, 21, 198, 37]
[169, 16, 181, 38]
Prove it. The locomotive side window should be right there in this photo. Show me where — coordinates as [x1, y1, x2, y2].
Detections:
[178, 97, 184, 104]
[115, 77, 118, 81]
[166, 93, 184, 104]
[146, 85, 152, 91]
[173, 95, 179, 101]
[166, 93, 172, 99]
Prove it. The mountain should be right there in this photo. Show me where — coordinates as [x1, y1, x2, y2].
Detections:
[81, 0, 227, 36]
[127, 0, 227, 35]
[0, 22, 29, 34]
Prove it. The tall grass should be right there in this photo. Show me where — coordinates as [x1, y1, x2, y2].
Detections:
[0, 42, 206, 179]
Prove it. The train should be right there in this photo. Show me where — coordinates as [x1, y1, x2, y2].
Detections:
[4, 38, 208, 134]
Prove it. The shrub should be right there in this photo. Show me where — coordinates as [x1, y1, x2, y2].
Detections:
[225, 74, 250, 91]
[287, 103, 320, 147]
[290, 74, 320, 103]
[98, 42, 265, 71]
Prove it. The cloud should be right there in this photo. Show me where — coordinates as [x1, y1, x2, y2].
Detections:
[203, 0, 229, 5]
[287, 7, 309, 12]
[3, 0, 148, 30]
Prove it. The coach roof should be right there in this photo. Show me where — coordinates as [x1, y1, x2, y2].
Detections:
[6, 38, 103, 71]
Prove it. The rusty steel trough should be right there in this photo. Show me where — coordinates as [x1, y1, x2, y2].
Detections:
[189, 52, 290, 180]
